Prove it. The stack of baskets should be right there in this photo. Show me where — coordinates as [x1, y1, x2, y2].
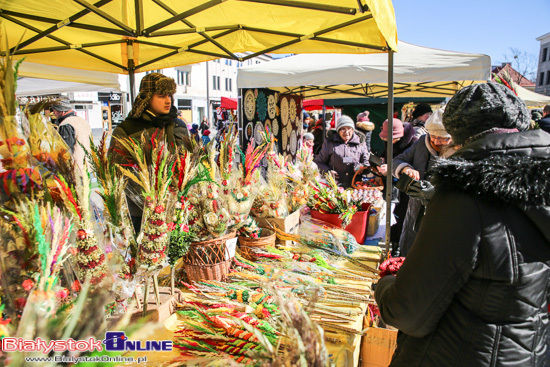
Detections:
[182, 231, 236, 282]
[238, 228, 276, 261]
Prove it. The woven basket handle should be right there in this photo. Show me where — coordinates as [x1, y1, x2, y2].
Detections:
[352, 166, 369, 189]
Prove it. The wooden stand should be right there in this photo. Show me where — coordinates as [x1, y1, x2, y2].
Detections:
[142, 275, 162, 316]
[170, 266, 175, 295]
[109, 286, 183, 326]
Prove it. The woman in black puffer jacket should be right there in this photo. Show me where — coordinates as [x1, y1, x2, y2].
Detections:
[375, 82, 550, 366]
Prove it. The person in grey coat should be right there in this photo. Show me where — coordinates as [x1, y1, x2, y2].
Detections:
[375, 82, 550, 367]
[392, 108, 455, 256]
[314, 115, 369, 188]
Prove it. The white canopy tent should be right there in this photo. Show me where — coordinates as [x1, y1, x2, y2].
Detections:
[16, 62, 121, 96]
[513, 82, 550, 107]
[237, 41, 491, 99]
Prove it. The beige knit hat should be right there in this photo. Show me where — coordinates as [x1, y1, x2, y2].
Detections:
[425, 108, 451, 138]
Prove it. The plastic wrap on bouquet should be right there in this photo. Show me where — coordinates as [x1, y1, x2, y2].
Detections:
[237, 215, 262, 239]
[187, 182, 231, 241]
[300, 217, 361, 254]
[297, 217, 353, 255]
[286, 148, 318, 213]
[109, 267, 138, 315]
[251, 154, 289, 218]
[221, 170, 259, 231]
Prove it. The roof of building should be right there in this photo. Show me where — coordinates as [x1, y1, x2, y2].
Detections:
[491, 63, 535, 87]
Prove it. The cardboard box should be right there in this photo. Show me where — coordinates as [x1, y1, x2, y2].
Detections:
[360, 318, 398, 367]
[367, 208, 381, 237]
[253, 208, 301, 246]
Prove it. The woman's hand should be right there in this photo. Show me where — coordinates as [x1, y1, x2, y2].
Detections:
[329, 170, 339, 179]
[402, 167, 420, 181]
[378, 164, 388, 176]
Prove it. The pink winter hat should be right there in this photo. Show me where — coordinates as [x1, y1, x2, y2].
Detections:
[379, 118, 404, 140]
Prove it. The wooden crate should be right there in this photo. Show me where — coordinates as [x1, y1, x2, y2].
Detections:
[360, 317, 398, 367]
[253, 208, 301, 246]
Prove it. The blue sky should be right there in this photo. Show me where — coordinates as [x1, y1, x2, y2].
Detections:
[392, 0, 549, 78]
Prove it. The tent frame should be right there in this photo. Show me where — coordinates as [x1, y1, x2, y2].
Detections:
[1, 1, 388, 71]
[2, 0, 398, 252]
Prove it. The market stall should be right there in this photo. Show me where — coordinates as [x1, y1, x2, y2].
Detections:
[16, 62, 121, 95]
[0, 1, 400, 366]
[237, 40, 491, 250]
[237, 41, 490, 99]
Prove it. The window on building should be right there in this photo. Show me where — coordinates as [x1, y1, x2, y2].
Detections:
[177, 70, 190, 86]
[225, 78, 232, 91]
[177, 99, 192, 110]
[547, 72, 550, 85]
[540, 72, 545, 86]
[213, 76, 221, 90]
[542, 48, 548, 62]
[228, 60, 232, 66]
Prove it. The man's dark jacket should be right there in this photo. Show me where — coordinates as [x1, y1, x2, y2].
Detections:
[537, 116, 550, 134]
[109, 106, 189, 218]
[375, 129, 550, 366]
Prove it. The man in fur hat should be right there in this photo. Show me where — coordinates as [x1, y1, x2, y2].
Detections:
[110, 73, 190, 231]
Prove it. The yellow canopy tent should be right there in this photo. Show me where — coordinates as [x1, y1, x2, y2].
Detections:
[0, 0, 398, 249]
[1, 1, 396, 90]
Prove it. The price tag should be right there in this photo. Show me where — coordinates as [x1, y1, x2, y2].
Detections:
[225, 237, 238, 260]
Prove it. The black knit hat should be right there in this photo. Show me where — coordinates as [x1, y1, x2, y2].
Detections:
[412, 103, 432, 119]
[129, 73, 177, 118]
[442, 82, 530, 145]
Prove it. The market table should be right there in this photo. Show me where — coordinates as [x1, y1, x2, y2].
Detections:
[120, 249, 380, 367]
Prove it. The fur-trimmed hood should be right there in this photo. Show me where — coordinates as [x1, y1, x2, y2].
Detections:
[430, 129, 550, 241]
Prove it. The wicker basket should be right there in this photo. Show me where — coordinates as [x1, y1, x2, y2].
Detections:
[352, 166, 384, 190]
[182, 231, 236, 282]
[184, 261, 231, 282]
[238, 228, 276, 261]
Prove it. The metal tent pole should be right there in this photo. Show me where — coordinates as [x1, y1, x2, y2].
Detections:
[384, 50, 394, 257]
[322, 104, 326, 144]
[206, 61, 210, 125]
[127, 39, 136, 105]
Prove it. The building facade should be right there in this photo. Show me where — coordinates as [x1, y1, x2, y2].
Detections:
[536, 32, 550, 96]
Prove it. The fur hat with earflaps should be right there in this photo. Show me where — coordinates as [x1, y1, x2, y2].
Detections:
[129, 73, 177, 118]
